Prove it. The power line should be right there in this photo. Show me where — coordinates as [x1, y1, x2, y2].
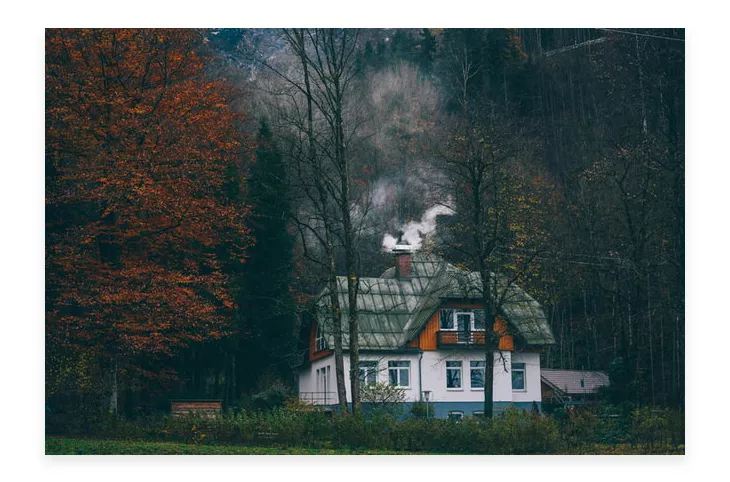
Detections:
[597, 28, 685, 43]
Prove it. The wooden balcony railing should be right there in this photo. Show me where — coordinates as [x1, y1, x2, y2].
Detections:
[437, 330, 486, 347]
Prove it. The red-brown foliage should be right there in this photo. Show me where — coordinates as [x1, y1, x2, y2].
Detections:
[46, 29, 251, 367]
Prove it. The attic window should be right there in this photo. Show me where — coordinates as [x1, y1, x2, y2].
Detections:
[456, 312, 473, 332]
[440, 310, 455, 330]
[315, 323, 327, 352]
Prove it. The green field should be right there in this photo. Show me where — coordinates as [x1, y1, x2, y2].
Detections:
[46, 437, 684, 455]
[45, 437, 421, 455]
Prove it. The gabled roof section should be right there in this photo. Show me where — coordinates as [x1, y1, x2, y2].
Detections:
[315, 253, 555, 350]
[541, 369, 610, 395]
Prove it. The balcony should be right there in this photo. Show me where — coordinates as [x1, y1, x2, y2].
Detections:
[437, 330, 486, 347]
[299, 391, 337, 405]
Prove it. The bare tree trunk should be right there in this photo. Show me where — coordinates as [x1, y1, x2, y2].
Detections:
[285, 29, 352, 414]
[326, 255, 348, 414]
[109, 358, 118, 415]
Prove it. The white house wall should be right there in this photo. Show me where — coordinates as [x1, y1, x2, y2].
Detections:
[420, 350, 513, 403]
[298, 349, 543, 415]
[510, 351, 542, 404]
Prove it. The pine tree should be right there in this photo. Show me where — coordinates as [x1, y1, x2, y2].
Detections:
[237, 121, 297, 391]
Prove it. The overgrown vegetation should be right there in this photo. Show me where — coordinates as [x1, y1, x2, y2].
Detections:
[46, 403, 684, 455]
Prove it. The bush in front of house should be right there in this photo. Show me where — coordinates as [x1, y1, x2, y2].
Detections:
[489, 407, 562, 454]
[46, 402, 683, 454]
[409, 401, 434, 419]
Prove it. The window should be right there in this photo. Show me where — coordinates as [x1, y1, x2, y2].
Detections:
[359, 361, 377, 386]
[473, 310, 486, 330]
[472, 411, 484, 418]
[316, 365, 331, 403]
[315, 323, 327, 352]
[512, 362, 526, 391]
[446, 361, 462, 389]
[448, 411, 464, 420]
[440, 309, 455, 330]
[388, 361, 410, 387]
[441, 310, 487, 331]
[455, 312, 473, 332]
[470, 361, 486, 389]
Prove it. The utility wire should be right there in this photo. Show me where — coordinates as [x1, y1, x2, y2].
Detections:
[597, 28, 685, 42]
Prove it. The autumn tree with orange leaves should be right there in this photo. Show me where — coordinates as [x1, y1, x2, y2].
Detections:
[46, 29, 252, 413]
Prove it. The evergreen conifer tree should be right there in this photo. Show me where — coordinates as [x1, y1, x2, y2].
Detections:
[238, 121, 297, 390]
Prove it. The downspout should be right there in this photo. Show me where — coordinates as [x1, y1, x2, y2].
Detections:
[418, 350, 424, 401]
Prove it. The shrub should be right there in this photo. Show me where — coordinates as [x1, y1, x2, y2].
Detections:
[629, 406, 683, 449]
[490, 407, 562, 454]
[561, 409, 600, 446]
[249, 382, 293, 412]
[360, 383, 406, 418]
[410, 401, 434, 419]
[46, 401, 683, 454]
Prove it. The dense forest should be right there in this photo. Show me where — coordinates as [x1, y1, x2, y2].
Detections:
[46, 28, 684, 417]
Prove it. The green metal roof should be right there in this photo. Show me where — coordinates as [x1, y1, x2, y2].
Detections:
[316, 253, 555, 350]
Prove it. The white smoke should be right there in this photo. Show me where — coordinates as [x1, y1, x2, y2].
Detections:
[382, 233, 399, 251]
[381, 204, 455, 252]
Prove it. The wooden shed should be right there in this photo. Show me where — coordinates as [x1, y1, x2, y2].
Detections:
[170, 399, 222, 418]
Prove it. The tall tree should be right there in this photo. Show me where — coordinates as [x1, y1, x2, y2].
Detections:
[277, 28, 368, 413]
[236, 121, 297, 391]
[46, 29, 252, 413]
[433, 29, 552, 418]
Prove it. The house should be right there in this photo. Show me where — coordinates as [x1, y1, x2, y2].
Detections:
[298, 247, 556, 418]
[540, 369, 610, 406]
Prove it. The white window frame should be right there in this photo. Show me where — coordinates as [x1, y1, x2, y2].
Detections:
[448, 411, 464, 420]
[359, 361, 378, 386]
[446, 360, 463, 390]
[388, 360, 410, 388]
[472, 311, 486, 331]
[315, 322, 327, 352]
[455, 311, 474, 332]
[511, 362, 526, 391]
[315, 366, 331, 403]
[472, 411, 484, 418]
[470, 360, 486, 390]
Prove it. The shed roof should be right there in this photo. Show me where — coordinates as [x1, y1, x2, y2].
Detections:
[541, 369, 610, 395]
[316, 253, 555, 350]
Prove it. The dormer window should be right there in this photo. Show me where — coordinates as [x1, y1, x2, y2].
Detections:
[441, 311, 475, 331]
[456, 312, 473, 331]
[315, 322, 327, 352]
[440, 310, 456, 330]
[473, 311, 486, 331]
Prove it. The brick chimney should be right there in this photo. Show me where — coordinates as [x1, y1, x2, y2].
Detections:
[393, 245, 413, 279]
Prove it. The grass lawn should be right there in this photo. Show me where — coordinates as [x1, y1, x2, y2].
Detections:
[45, 437, 420, 455]
[46, 437, 684, 455]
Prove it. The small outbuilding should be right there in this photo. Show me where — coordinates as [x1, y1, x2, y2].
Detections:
[540, 369, 609, 405]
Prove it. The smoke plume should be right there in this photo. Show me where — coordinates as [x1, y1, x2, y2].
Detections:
[381, 204, 455, 252]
